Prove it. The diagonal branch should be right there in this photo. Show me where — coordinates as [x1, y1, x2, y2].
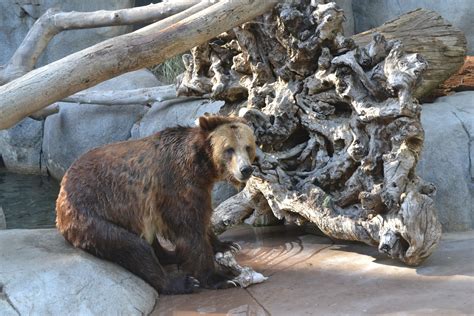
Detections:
[0, 0, 202, 84]
[62, 85, 177, 105]
[0, 0, 280, 130]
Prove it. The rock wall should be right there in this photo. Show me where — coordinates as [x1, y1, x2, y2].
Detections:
[417, 92, 474, 231]
[0, 229, 157, 315]
[0, 0, 134, 66]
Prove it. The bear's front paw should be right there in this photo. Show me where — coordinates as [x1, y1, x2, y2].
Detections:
[203, 272, 239, 290]
[213, 241, 241, 254]
[162, 275, 200, 295]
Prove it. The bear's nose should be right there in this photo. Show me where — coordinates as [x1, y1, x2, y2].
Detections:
[240, 165, 254, 179]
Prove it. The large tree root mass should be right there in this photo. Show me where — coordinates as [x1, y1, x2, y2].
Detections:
[177, 1, 442, 266]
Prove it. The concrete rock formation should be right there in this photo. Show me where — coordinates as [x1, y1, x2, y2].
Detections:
[0, 229, 157, 315]
[418, 92, 474, 231]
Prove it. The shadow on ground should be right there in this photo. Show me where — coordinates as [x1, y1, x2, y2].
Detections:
[154, 226, 474, 316]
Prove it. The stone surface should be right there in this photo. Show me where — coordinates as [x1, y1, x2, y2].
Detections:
[0, 207, 5, 230]
[352, 0, 474, 54]
[0, 229, 157, 316]
[212, 181, 238, 208]
[0, 0, 133, 67]
[335, 0, 354, 36]
[156, 225, 474, 315]
[0, 118, 43, 174]
[130, 98, 225, 139]
[42, 70, 159, 180]
[418, 92, 474, 231]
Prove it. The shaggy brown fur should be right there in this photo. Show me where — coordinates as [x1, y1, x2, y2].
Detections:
[56, 116, 256, 295]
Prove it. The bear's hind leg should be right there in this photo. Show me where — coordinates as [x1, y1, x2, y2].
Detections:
[175, 231, 237, 290]
[152, 237, 181, 265]
[66, 216, 198, 295]
[209, 231, 241, 254]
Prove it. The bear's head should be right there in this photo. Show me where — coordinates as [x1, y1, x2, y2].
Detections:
[199, 116, 257, 184]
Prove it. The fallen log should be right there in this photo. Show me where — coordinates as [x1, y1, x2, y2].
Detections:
[62, 85, 177, 105]
[0, 0, 279, 130]
[352, 8, 467, 99]
[0, 0, 202, 84]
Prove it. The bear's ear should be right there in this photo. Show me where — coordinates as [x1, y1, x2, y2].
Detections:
[198, 115, 247, 131]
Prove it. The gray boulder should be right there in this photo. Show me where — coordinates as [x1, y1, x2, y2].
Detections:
[0, 1, 133, 66]
[0, 229, 157, 315]
[335, 0, 354, 36]
[418, 92, 474, 231]
[0, 118, 44, 174]
[43, 70, 159, 180]
[0, 207, 5, 230]
[130, 98, 225, 139]
[352, 0, 474, 54]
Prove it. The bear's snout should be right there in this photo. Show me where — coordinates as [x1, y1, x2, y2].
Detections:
[240, 165, 254, 179]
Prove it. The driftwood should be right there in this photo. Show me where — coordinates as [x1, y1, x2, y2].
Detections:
[62, 85, 177, 105]
[0, 0, 279, 130]
[0, 0, 202, 84]
[352, 8, 467, 100]
[178, 1, 443, 266]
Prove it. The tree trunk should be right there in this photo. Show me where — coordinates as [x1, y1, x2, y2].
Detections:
[0, 0, 279, 130]
[352, 8, 467, 100]
[62, 85, 177, 105]
[0, 0, 202, 84]
[179, 1, 444, 266]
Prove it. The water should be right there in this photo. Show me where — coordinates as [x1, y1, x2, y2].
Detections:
[0, 168, 59, 229]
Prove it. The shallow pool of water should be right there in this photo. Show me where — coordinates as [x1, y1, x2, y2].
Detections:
[0, 168, 59, 229]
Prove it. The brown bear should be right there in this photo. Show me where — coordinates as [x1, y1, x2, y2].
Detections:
[56, 115, 257, 294]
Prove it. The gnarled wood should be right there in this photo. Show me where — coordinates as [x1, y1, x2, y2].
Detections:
[352, 8, 467, 100]
[182, 1, 443, 266]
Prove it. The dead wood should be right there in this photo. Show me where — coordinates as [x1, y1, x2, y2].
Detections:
[0, 0, 279, 130]
[352, 8, 467, 99]
[0, 0, 202, 84]
[181, 1, 442, 266]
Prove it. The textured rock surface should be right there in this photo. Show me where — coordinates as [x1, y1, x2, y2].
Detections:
[418, 92, 474, 231]
[0, 0, 133, 66]
[0, 207, 5, 230]
[0, 229, 157, 316]
[0, 118, 44, 174]
[352, 0, 474, 54]
[335, 0, 354, 36]
[42, 70, 159, 180]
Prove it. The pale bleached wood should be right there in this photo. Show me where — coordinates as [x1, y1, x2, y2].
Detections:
[180, 1, 443, 266]
[0, 0, 280, 130]
[352, 8, 467, 99]
[62, 85, 177, 105]
[0, 0, 202, 84]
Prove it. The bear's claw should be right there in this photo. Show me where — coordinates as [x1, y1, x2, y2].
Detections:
[162, 275, 199, 295]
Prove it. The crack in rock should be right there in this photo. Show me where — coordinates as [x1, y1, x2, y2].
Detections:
[0, 284, 20, 316]
[452, 111, 473, 181]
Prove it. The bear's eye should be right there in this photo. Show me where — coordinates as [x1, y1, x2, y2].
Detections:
[224, 147, 235, 157]
[245, 145, 253, 154]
